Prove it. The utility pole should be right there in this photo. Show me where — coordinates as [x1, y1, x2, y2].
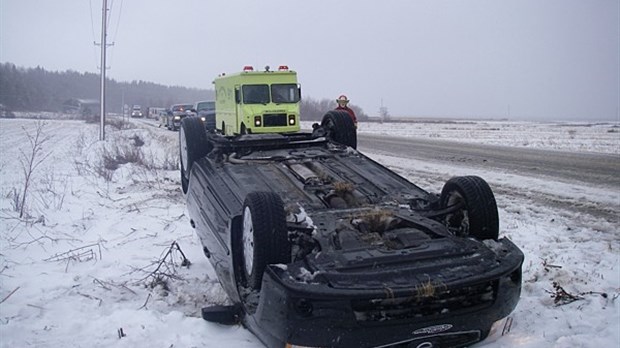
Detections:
[99, 0, 108, 141]
[121, 87, 125, 121]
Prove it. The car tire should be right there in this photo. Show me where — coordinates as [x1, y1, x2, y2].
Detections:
[440, 176, 499, 240]
[180, 117, 211, 194]
[321, 110, 357, 149]
[240, 191, 290, 290]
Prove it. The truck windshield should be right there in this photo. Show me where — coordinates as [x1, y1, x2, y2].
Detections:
[196, 101, 215, 111]
[271, 84, 300, 103]
[242, 85, 270, 104]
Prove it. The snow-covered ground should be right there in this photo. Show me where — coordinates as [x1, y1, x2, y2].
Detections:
[1, 117, 618, 347]
[359, 120, 620, 155]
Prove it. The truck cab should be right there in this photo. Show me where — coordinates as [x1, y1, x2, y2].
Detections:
[130, 105, 143, 118]
[213, 65, 301, 135]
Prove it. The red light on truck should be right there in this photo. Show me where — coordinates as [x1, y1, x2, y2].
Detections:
[278, 65, 289, 71]
[243, 66, 254, 71]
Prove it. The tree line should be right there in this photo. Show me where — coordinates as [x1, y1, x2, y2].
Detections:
[0, 62, 212, 113]
[0, 62, 367, 120]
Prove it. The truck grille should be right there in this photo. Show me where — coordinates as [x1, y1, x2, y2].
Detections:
[351, 281, 497, 322]
[263, 113, 287, 127]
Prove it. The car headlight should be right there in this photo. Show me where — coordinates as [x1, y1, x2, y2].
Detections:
[174, 116, 181, 120]
[254, 116, 262, 127]
[288, 114, 296, 125]
[200, 116, 206, 122]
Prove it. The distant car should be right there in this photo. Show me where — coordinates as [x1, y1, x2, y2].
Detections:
[193, 100, 216, 130]
[163, 103, 193, 131]
[147, 107, 166, 120]
[131, 105, 143, 118]
[157, 109, 169, 128]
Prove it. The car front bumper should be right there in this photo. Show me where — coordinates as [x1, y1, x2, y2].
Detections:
[244, 243, 523, 348]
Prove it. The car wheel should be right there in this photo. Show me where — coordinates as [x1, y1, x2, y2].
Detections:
[440, 176, 499, 240]
[179, 117, 211, 194]
[241, 191, 290, 290]
[321, 110, 357, 149]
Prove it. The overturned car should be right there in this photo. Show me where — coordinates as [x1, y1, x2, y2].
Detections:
[180, 111, 524, 348]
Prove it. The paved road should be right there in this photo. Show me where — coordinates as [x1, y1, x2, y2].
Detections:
[358, 134, 620, 188]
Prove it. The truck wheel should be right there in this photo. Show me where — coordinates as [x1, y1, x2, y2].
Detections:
[321, 110, 357, 149]
[440, 176, 499, 240]
[179, 117, 211, 194]
[240, 191, 290, 290]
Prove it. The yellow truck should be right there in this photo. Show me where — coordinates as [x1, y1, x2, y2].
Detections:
[213, 65, 301, 135]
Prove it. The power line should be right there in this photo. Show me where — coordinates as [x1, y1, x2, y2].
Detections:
[107, 0, 124, 70]
[88, 0, 99, 69]
[112, 0, 124, 44]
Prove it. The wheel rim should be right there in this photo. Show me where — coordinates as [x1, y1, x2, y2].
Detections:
[242, 206, 254, 277]
[445, 190, 470, 236]
[179, 127, 188, 176]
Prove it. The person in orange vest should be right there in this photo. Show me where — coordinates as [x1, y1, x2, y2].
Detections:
[335, 94, 357, 127]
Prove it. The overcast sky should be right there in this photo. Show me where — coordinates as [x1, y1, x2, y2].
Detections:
[1, 0, 618, 121]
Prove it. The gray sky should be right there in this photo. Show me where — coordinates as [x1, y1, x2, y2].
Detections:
[1, 0, 618, 121]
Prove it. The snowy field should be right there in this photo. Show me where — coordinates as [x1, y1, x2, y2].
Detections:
[0, 117, 618, 347]
[306, 120, 620, 155]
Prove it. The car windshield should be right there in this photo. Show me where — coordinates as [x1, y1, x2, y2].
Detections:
[196, 101, 215, 111]
[242, 85, 270, 104]
[271, 84, 300, 103]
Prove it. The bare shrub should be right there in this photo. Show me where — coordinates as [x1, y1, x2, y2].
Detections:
[106, 118, 134, 130]
[8, 187, 21, 212]
[161, 147, 179, 170]
[80, 127, 179, 183]
[145, 146, 179, 171]
[73, 129, 98, 156]
[130, 134, 145, 147]
[131, 241, 191, 291]
[36, 171, 69, 210]
[17, 121, 52, 218]
[102, 145, 145, 170]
